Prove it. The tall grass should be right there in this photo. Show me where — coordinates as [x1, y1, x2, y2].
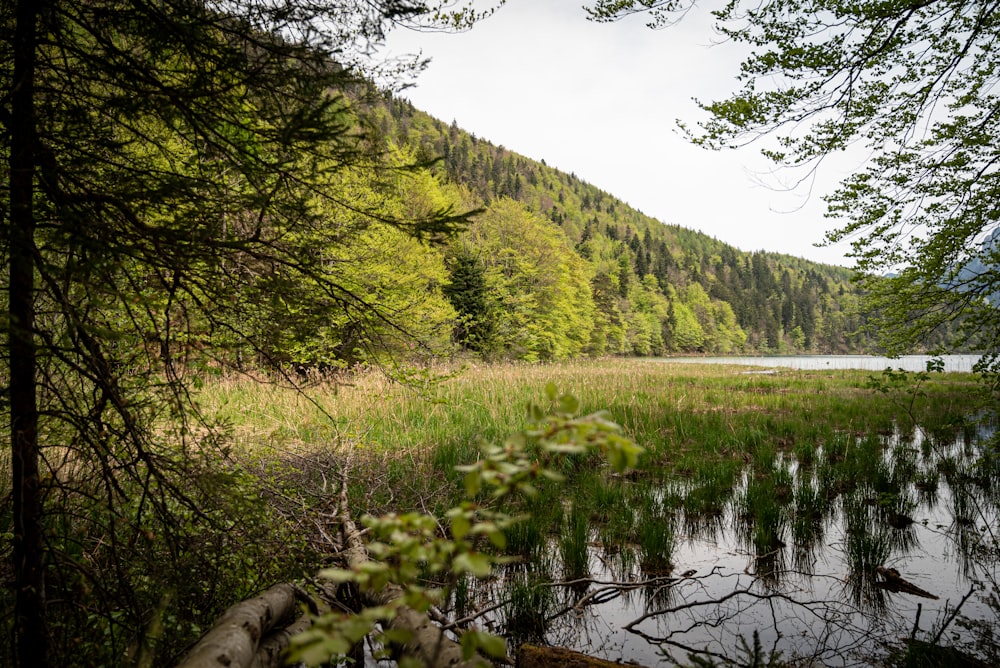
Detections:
[194, 358, 983, 524]
[559, 503, 591, 580]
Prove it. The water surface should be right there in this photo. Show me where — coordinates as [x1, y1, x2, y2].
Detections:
[662, 354, 981, 373]
[470, 417, 999, 666]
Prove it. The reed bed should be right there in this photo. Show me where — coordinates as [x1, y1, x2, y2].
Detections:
[195, 358, 984, 515]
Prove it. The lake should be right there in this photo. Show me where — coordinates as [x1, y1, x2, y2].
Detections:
[661, 354, 982, 373]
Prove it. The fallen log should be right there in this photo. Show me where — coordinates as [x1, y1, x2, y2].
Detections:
[175, 583, 301, 668]
[250, 615, 313, 668]
[876, 567, 939, 599]
[338, 467, 492, 667]
[177, 463, 495, 668]
[517, 644, 647, 668]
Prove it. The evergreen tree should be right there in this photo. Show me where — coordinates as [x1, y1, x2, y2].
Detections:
[443, 250, 497, 353]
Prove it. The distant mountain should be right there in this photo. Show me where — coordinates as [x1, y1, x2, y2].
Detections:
[954, 226, 1000, 304]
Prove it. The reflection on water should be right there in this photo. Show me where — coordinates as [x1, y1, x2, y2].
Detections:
[664, 353, 982, 373]
[463, 415, 999, 666]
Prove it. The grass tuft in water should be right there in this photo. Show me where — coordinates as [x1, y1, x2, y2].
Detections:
[635, 493, 676, 576]
[503, 569, 556, 645]
[842, 495, 893, 611]
[738, 476, 789, 556]
[560, 503, 590, 581]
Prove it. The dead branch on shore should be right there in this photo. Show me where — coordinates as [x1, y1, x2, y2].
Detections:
[334, 461, 493, 668]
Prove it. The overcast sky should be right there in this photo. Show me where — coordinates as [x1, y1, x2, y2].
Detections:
[379, 1, 866, 267]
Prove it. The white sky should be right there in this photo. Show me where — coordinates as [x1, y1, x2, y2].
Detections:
[381, 1, 862, 267]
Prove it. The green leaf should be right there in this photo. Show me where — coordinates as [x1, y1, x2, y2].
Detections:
[558, 393, 580, 415]
[453, 551, 493, 578]
[461, 630, 508, 660]
[460, 630, 478, 660]
[451, 513, 471, 540]
[487, 528, 507, 550]
[544, 381, 558, 401]
[477, 632, 508, 658]
[318, 568, 357, 583]
[381, 628, 415, 646]
[463, 470, 482, 497]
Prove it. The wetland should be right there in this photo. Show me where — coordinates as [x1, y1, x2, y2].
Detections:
[206, 358, 998, 666]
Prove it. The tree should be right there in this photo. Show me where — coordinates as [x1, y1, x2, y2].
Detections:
[444, 248, 499, 354]
[1, 1, 483, 664]
[244, 147, 462, 368]
[586, 0, 1000, 381]
[460, 198, 596, 361]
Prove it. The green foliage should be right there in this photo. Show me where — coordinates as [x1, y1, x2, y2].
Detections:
[286, 386, 643, 665]
[458, 199, 596, 361]
[247, 151, 462, 368]
[0, 0, 485, 664]
[384, 96, 868, 358]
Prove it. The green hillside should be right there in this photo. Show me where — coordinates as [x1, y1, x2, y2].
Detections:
[374, 95, 881, 359]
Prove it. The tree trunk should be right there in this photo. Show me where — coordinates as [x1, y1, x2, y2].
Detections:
[175, 583, 300, 668]
[9, 0, 46, 664]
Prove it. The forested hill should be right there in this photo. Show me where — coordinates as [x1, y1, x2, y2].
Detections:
[372, 95, 879, 359]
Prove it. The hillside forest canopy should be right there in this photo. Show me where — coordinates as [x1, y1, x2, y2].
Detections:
[2, 0, 998, 666]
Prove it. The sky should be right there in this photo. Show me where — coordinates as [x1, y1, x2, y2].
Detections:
[380, 1, 864, 267]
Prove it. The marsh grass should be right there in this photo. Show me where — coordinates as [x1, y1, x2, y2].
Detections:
[633, 488, 676, 575]
[505, 515, 546, 562]
[790, 478, 825, 573]
[580, 472, 625, 518]
[842, 495, 894, 611]
[679, 460, 739, 542]
[794, 439, 817, 468]
[193, 359, 983, 571]
[183, 360, 997, 662]
[791, 479, 825, 547]
[199, 359, 979, 460]
[637, 518, 675, 576]
[738, 477, 789, 555]
[502, 567, 556, 644]
[502, 480, 565, 563]
[559, 503, 591, 580]
[190, 359, 985, 588]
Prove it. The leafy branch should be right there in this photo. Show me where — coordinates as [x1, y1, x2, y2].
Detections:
[286, 383, 643, 665]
